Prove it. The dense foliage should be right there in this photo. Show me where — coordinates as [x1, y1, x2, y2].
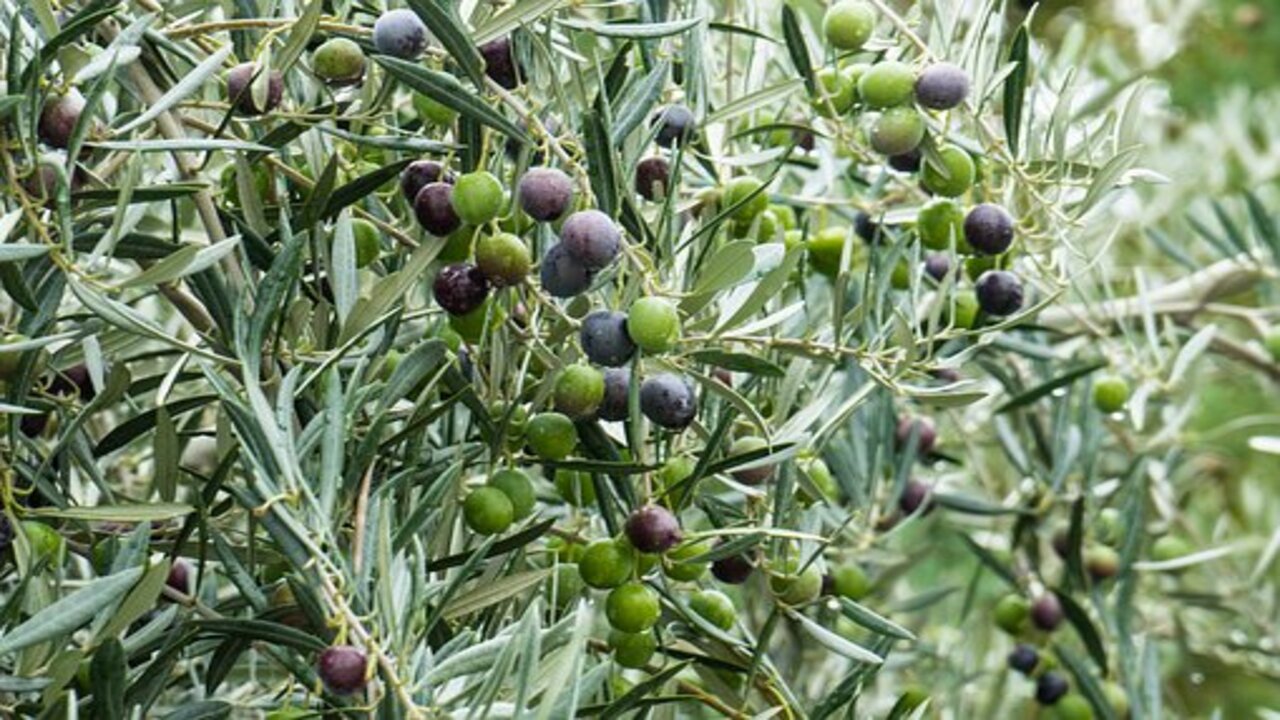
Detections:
[1, 0, 1278, 718]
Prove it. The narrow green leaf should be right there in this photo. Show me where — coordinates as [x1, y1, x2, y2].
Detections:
[996, 360, 1107, 413]
[119, 237, 240, 289]
[88, 139, 275, 153]
[443, 569, 552, 619]
[276, 0, 323, 75]
[1055, 589, 1108, 674]
[559, 17, 703, 39]
[116, 44, 232, 133]
[717, 246, 803, 332]
[192, 619, 328, 653]
[474, 0, 564, 45]
[95, 395, 217, 456]
[1003, 23, 1030, 156]
[780, 4, 815, 95]
[0, 244, 52, 263]
[706, 79, 804, 125]
[0, 567, 143, 656]
[96, 561, 170, 641]
[582, 106, 619, 218]
[599, 661, 692, 720]
[324, 159, 411, 219]
[684, 349, 784, 377]
[784, 608, 883, 664]
[688, 240, 756, 296]
[374, 55, 529, 142]
[28, 503, 194, 522]
[838, 598, 916, 640]
[407, 0, 486, 89]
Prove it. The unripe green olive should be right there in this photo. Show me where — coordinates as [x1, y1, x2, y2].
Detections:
[526, 412, 577, 460]
[1150, 535, 1192, 564]
[663, 539, 712, 582]
[689, 589, 736, 630]
[606, 582, 661, 633]
[921, 145, 976, 197]
[554, 364, 605, 418]
[351, 218, 381, 268]
[993, 593, 1030, 635]
[858, 61, 917, 108]
[451, 171, 505, 226]
[1093, 374, 1131, 413]
[721, 176, 769, 223]
[768, 559, 823, 605]
[807, 226, 858, 277]
[608, 629, 657, 668]
[0, 334, 29, 380]
[1054, 694, 1094, 720]
[579, 539, 635, 589]
[627, 298, 681, 354]
[811, 67, 856, 118]
[830, 564, 872, 600]
[869, 106, 925, 156]
[916, 199, 967, 251]
[414, 93, 458, 127]
[488, 468, 536, 520]
[463, 486, 514, 535]
[822, 1, 876, 51]
[545, 563, 585, 609]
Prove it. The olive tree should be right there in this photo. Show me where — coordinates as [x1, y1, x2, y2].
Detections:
[1, 0, 1278, 717]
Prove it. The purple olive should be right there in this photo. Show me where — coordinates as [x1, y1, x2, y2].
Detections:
[898, 479, 934, 516]
[433, 263, 490, 316]
[639, 373, 697, 430]
[1035, 671, 1069, 705]
[711, 553, 754, 584]
[924, 253, 951, 282]
[561, 210, 621, 270]
[625, 505, 683, 554]
[635, 157, 671, 202]
[580, 310, 637, 367]
[915, 62, 970, 110]
[166, 558, 191, 594]
[598, 368, 631, 421]
[39, 90, 86, 148]
[540, 243, 594, 298]
[401, 160, 454, 204]
[975, 270, 1024, 316]
[1007, 644, 1039, 674]
[1030, 593, 1064, 631]
[225, 63, 284, 116]
[651, 104, 696, 148]
[414, 182, 463, 237]
[480, 36, 523, 89]
[964, 204, 1015, 256]
[318, 645, 368, 695]
[373, 9, 428, 59]
[517, 167, 575, 222]
[894, 416, 937, 455]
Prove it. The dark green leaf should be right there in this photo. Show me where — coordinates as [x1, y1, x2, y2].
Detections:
[838, 598, 916, 640]
[1003, 23, 1030, 156]
[90, 639, 125, 720]
[996, 360, 1107, 413]
[780, 4, 815, 95]
[598, 661, 691, 719]
[685, 349, 785, 377]
[1054, 589, 1108, 674]
[374, 55, 529, 142]
[406, 0, 487, 89]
